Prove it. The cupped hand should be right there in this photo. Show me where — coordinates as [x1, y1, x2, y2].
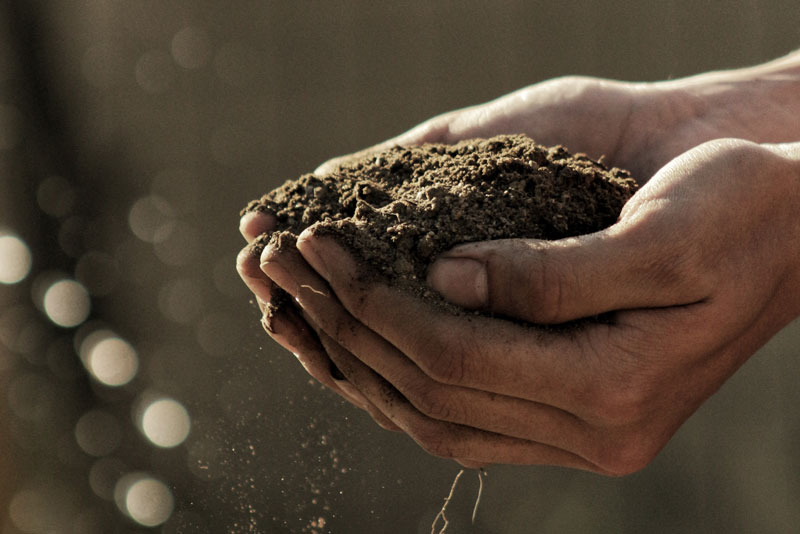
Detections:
[237, 70, 800, 470]
[239, 74, 673, 435]
[239, 73, 740, 371]
[262, 139, 800, 473]
[236, 213, 403, 433]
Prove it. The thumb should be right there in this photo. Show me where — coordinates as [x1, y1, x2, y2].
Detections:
[426, 227, 704, 324]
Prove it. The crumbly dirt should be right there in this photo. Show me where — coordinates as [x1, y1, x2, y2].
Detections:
[243, 134, 637, 315]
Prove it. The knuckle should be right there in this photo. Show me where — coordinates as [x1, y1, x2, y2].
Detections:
[585, 377, 650, 427]
[417, 332, 467, 385]
[580, 333, 662, 427]
[336, 277, 372, 318]
[534, 256, 570, 324]
[701, 138, 761, 163]
[620, 204, 716, 301]
[645, 239, 713, 298]
[410, 424, 456, 459]
[515, 245, 571, 324]
[592, 430, 659, 477]
[407, 385, 458, 422]
[327, 311, 358, 348]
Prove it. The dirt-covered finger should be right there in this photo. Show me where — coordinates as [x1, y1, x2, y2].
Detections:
[257, 240, 399, 424]
[237, 231, 284, 304]
[264, 302, 348, 395]
[317, 329, 603, 471]
[274, 249, 593, 452]
[296, 232, 606, 413]
[297, 311, 402, 432]
[239, 210, 277, 243]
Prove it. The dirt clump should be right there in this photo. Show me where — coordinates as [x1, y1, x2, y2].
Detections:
[243, 134, 637, 313]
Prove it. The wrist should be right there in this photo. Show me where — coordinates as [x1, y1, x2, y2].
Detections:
[653, 51, 800, 144]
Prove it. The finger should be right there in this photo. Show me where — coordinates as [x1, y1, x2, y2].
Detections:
[267, 300, 402, 432]
[258, 238, 403, 432]
[239, 210, 276, 242]
[237, 237, 274, 302]
[236, 231, 387, 424]
[295, 231, 607, 411]
[336, 377, 403, 432]
[424, 212, 712, 324]
[261, 297, 368, 409]
[292, 307, 402, 433]
[315, 328, 603, 471]
[263, 237, 594, 453]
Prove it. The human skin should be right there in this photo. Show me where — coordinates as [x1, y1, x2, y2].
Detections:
[238, 51, 800, 474]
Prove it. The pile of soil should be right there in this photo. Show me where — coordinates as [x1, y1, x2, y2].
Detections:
[243, 134, 637, 315]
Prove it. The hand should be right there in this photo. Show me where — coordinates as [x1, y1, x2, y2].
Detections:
[261, 138, 800, 473]
[236, 216, 404, 433]
[237, 56, 800, 469]
[241, 74, 677, 440]
[239, 73, 743, 387]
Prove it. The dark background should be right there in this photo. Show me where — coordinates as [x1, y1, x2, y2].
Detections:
[1, 1, 799, 533]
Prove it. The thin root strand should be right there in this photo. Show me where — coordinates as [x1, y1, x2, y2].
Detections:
[431, 469, 464, 534]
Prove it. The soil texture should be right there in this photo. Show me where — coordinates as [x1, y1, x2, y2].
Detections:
[243, 134, 637, 314]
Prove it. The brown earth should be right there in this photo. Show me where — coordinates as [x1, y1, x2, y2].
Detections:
[243, 134, 637, 316]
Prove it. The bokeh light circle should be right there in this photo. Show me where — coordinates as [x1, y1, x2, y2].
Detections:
[80, 332, 139, 387]
[115, 473, 174, 527]
[140, 397, 191, 448]
[43, 279, 91, 327]
[171, 26, 211, 69]
[128, 195, 175, 243]
[0, 234, 32, 284]
[9, 487, 67, 533]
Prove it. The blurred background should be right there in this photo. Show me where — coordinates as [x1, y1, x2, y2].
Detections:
[1, 1, 799, 533]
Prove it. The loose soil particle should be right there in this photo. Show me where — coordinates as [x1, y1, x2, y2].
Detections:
[243, 134, 638, 317]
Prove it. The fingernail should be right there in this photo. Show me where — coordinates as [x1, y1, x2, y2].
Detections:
[237, 247, 274, 300]
[239, 211, 259, 241]
[427, 258, 488, 309]
[239, 210, 276, 242]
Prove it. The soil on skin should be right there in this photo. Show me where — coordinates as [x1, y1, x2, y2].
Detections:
[243, 134, 638, 315]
